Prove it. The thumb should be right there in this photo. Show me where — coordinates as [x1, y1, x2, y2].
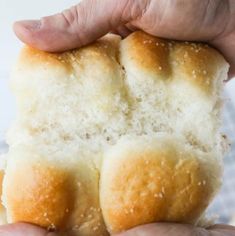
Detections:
[113, 223, 235, 236]
[13, 0, 146, 52]
[113, 223, 207, 236]
[0, 223, 57, 236]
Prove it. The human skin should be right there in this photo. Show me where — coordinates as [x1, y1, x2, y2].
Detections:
[1, 0, 235, 235]
[0, 222, 235, 236]
[13, 0, 235, 77]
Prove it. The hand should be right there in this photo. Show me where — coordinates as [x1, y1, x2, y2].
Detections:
[7, 0, 235, 235]
[0, 223, 57, 236]
[14, 0, 235, 77]
[1, 223, 235, 236]
[114, 223, 235, 236]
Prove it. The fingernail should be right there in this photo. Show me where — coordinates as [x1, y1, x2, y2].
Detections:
[15, 20, 41, 31]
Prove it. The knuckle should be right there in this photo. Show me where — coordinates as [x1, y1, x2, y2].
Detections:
[135, 0, 151, 19]
[61, 4, 86, 45]
[61, 6, 79, 27]
[121, 0, 151, 21]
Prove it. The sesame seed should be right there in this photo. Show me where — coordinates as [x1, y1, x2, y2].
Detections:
[154, 193, 163, 198]
[140, 192, 147, 197]
[184, 52, 188, 58]
[149, 172, 154, 177]
[154, 193, 159, 198]
[47, 224, 56, 231]
[203, 180, 206, 185]
[158, 66, 162, 70]
[198, 182, 202, 186]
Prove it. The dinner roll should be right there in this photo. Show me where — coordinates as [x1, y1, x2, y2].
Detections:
[1, 31, 229, 235]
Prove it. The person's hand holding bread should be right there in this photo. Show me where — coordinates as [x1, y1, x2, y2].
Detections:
[1, 0, 235, 235]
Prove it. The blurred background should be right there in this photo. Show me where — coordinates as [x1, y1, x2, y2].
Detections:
[0, 0, 235, 226]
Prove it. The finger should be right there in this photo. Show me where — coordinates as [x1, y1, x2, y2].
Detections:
[208, 224, 235, 235]
[0, 223, 57, 236]
[211, 33, 235, 79]
[13, 0, 150, 52]
[113, 223, 207, 236]
[208, 224, 235, 230]
[111, 25, 133, 38]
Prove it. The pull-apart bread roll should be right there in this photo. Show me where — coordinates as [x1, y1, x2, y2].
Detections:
[1, 31, 229, 235]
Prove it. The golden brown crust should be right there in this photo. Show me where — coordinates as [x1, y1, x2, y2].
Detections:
[16, 31, 227, 100]
[121, 31, 227, 94]
[171, 42, 225, 94]
[100, 138, 220, 234]
[4, 162, 73, 230]
[121, 31, 172, 78]
[3, 147, 109, 236]
[18, 34, 121, 73]
[18, 32, 227, 95]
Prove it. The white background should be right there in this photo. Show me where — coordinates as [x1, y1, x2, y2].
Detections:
[0, 0, 235, 138]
